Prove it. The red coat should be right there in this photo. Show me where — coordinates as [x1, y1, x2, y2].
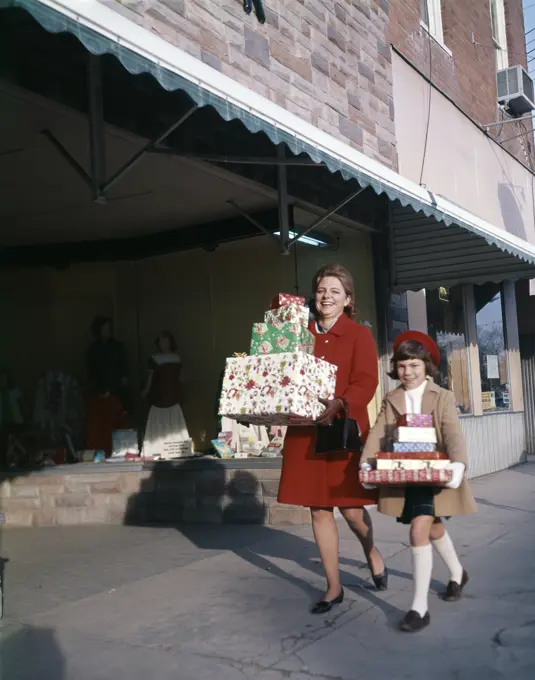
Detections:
[278, 314, 379, 508]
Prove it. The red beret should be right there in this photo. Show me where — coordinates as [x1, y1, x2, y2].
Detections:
[393, 331, 441, 368]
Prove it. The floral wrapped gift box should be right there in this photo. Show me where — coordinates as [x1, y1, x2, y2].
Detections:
[219, 353, 337, 425]
[250, 322, 315, 356]
[264, 303, 310, 327]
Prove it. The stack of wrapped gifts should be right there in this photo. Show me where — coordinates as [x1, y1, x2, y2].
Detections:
[219, 293, 337, 425]
[359, 414, 453, 485]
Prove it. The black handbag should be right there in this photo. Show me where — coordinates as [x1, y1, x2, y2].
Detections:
[314, 399, 362, 454]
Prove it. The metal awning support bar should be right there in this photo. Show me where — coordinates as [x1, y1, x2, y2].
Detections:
[102, 105, 198, 193]
[227, 200, 279, 241]
[87, 54, 106, 203]
[287, 185, 369, 248]
[42, 104, 198, 199]
[277, 144, 291, 254]
[41, 129, 93, 189]
[149, 149, 324, 166]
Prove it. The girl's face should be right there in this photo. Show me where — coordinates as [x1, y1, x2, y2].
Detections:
[397, 358, 427, 390]
[315, 276, 350, 324]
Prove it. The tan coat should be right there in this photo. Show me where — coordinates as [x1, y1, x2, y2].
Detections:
[362, 380, 477, 518]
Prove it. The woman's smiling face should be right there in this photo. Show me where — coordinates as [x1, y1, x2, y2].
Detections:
[315, 276, 350, 325]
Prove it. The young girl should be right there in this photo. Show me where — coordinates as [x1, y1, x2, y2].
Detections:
[362, 331, 476, 633]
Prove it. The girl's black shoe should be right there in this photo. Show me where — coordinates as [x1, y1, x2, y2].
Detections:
[311, 588, 344, 614]
[399, 610, 430, 633]
[443, 569, 469, 602]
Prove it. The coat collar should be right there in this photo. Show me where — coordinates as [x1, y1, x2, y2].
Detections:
[387, 379, 440, 416]
[310, 313, 353, 337]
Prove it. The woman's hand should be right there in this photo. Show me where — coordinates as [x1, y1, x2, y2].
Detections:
[316, 398, 344, 426]
[359, 461, 376, 490]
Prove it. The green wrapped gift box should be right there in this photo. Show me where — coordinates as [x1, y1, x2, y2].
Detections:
[250, 322, 315, 355]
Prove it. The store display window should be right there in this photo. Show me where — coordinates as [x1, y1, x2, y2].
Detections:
[426, 286, 472, 414]
[474, 283, 509, 412]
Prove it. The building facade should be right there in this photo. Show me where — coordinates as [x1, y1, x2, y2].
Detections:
[387, 0, 534, 474]
[2, 0, 535, 526]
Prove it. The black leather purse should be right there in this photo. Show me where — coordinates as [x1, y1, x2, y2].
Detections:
[315, 399, 362, 454]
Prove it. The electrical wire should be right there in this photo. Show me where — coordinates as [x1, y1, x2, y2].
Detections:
[419, 26, 433, 186]
[490, 106, 505, 141]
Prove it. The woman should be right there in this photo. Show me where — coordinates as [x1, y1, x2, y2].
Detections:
[278, 264, 387, 613]
[141, 331, 191, 458]
[362, 331, 476, 632]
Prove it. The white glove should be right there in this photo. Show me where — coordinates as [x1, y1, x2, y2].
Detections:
[360, 462, 376, 490]
[444, 462, 465, 490]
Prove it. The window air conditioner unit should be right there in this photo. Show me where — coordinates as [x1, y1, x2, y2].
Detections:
[497, 65, 535, 116]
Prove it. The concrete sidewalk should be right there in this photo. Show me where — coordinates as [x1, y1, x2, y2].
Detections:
[1, 463, 535, 680]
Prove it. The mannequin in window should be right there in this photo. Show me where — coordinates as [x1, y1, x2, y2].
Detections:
[142, 331, 191, 458]
[85, 377, 128, 458]
[87, 316, 128, 409]
[0, 370, 25, 469]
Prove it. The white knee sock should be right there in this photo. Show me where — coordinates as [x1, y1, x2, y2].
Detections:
[410, 545, 433, 617]
[432, 531, 463, 584]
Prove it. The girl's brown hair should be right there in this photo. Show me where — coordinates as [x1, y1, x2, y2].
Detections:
[312, 264, 357, 321]
[387, 340, 439, 381]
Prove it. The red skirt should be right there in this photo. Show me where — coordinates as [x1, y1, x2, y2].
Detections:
[277, 426, 378, 508]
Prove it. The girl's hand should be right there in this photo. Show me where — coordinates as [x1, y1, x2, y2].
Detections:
[316, 398, 344, 426]
[444, 462, 465, 489]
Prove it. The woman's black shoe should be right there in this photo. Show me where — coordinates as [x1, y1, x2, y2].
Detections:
[399, 610, 430, 633]
[372, 566, 388, 591]
[311, 588, 344, 614]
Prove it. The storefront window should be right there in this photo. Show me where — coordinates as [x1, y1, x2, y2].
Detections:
[388, 292, 409, 350]
[475, 283, 509, 412]
[426, 287, 471, 414]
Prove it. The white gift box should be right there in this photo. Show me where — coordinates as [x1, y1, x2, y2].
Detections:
[376, 459, 450, 471]
[396, 426, 437, 443]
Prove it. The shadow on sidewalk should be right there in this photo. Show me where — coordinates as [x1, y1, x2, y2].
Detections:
[123, 458, 424, 628]
[0, 625, 65, 680]
[474, 497, 535, 515]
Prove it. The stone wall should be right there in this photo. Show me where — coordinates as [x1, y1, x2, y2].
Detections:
[0, 464, 310, 528]
[102, 0, 397, 167]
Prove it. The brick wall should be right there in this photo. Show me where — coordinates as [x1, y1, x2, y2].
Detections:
[389, 0, 533, 167]
[102, 0, 397, 167]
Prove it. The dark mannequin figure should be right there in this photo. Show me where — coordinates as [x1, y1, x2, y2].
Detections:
[87, 317, 129, 410]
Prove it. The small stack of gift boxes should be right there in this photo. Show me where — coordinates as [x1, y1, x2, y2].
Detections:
[359, 414, 453, 486]
[218, 293, 338, 425]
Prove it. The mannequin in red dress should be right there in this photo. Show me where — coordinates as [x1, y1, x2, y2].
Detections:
[278, 264, 387, 613]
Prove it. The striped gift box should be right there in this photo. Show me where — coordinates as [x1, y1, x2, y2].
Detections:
[359, 469, 452, 486]
[377, 451, 448, 460]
